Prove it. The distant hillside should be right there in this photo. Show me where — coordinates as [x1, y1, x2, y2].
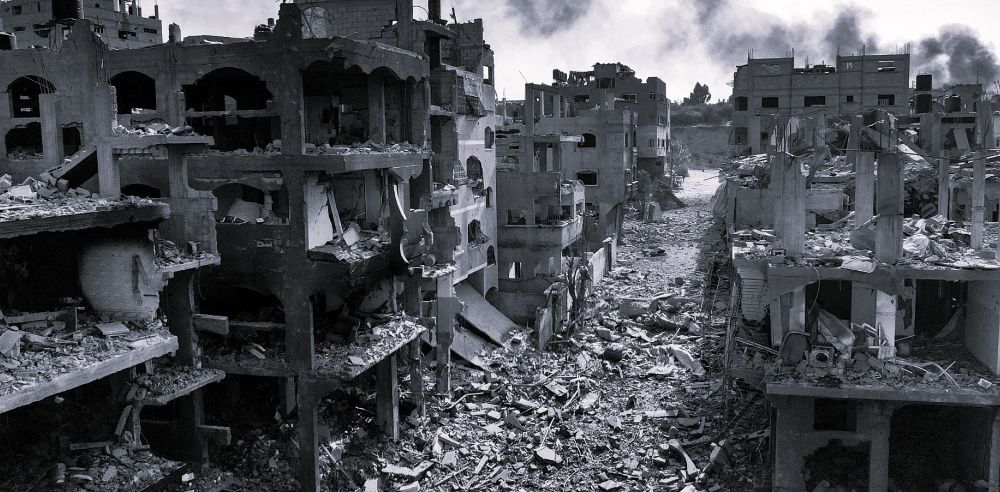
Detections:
[670, 101, 733, 127]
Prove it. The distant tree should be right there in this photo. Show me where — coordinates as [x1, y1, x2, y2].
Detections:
[682, 82, 712, 106]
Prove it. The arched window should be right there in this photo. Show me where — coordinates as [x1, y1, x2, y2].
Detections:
[8, 76, 56, 118]
[468, 219, 484, 245]
[487, 246, 496, 265]
[486, 187, 493, 208]
[484, 127, 494, 149]
[5, 123, 43, 158]
[579, 133, 596, 148]
[466, 156, 484, 192]
[110, 71, 157, 115]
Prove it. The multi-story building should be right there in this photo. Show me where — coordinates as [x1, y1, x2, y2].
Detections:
[725, 104, 1000, 489]
[0, 0, 163, 49]
[0, 22, 226, 486]
[527, 63, 669, 177]
[0, 1, 514, 490]
[731, 53, 911, 154]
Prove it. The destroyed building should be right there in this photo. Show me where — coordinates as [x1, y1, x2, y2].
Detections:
[0, 0, 164, 49]
[721, 55, 1000, 488]
[731, 53, 911, 154]
[0, 0, 525, 490]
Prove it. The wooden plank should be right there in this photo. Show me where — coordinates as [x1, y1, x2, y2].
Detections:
[140, 371, 225, 407]
[0, 334, 178, 415]
[191, 314, 229, 336]
[0, 203, 170, 240]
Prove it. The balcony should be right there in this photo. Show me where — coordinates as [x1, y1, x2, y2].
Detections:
[500, 217, 584, 250]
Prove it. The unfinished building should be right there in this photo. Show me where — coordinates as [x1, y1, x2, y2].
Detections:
[722, 57, 1000, 487]
[731, 53, 911, 154]
[0, 0, 518, 490]
[0, 0, 164, 49]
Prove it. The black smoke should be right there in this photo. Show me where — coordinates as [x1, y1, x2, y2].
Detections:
[503, 0, 595, 37]
[915, 25, 1000, 84]
[680, 0, 999, 86]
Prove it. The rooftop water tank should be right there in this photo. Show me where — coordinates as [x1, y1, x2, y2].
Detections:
[51, 0, 84, 21]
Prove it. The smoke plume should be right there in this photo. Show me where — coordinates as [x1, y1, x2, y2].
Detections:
[681, 0, 999, 86]
[915, 25, 999, 84]
[503, 0, 595, 37]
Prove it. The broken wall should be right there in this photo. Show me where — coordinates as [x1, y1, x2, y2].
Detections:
[79, 236, 164, 321]
[966, 280, 1000, 374]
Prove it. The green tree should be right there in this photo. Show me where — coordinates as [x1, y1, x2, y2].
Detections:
[682, 82, 711, 106]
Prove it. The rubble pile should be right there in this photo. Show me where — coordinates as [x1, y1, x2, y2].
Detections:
[153, 236, 215, 269]
[733, 214, 1000, 270]
[316, 317, 427, 379]
[137, 365, 225, 402]
[114, 121, 198, 137]
[0, 172, 158, 223]
[0, 312, 170, 395]
[0, 443, 185, 491]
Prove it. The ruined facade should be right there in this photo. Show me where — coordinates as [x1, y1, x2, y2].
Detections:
[731, 53, 911, 154]
[0, 0, 164, 49]
[0, 1, 523, 490]
[723, 54, 1000, 487]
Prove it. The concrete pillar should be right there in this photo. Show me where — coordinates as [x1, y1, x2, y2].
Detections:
[875, 291, 898, 357]
[848, 114, 862, 171]
[973, 152, 986, 249]
[408, 339, 425, 416]
[875, 153, 902, 263]
[552, 142, 562, 172]
[749, 116, 761, 154]
[435, 275, 457, 395]
[39, 93, 63, 168]
[780, 155, 805, 257]
[989, 411, 1000, 491]
[368, 73, 386, 144]
[771, 152, 784, 236]
[788, 288, 806, 333]
[525, 87, 537, 135]
[276, 64, 305, 156]
[931, 116, 943, 156]
[376, 353, 400, 439]
[552, 93, 561, 118]
[771, 396, 809, 491]
[856, 152, 875, 225]
[851, 282, 876, 328]
[938, 153, 950, 219]
[96, 141, 119, 197]
[863, 402, 894, 491]
[296, 387, 321, 492]
[408, 79, 429, 147]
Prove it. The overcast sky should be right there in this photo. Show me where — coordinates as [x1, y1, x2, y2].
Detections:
[157, 0, 1000, 102]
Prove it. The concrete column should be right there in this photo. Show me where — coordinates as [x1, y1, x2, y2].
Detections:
[973, 152, 986, 249]
[875, 291, 898, 357]
[771, 396, 809, 491]
[771, 152, 784, 236]
[296, 386, 321, 492]
[851, 282, 876, 328]
[788, 288, 806, 333]
[875, 153, 902, 263]
[856, 152, 875, 225]
[376, 353, 400, 439]
[39, 93, 63, 168]
[780, 155, 805, 257]
[864, 402, 894, 491]
[749, 116, 761, 154]
[848, 114, 862, 171]
[525, 87, 537, 135]
[96, 141, 120, 197]
[408, 79, 430, 147]
[989, 411, 1000, 491]
[552, 143, 562, 172]
[408, 339, 425, 416]
[435, 275, 457, 395]
[552, 94, 561, 118]
[930, 115, 943, 156]
[277, 64, 305, 156]
[368, 73, 386, 144]
[938, 153, 950, 219]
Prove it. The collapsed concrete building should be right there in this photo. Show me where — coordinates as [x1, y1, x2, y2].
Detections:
[721, 54, 1000, 488]
[0, 0, 526, 489]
